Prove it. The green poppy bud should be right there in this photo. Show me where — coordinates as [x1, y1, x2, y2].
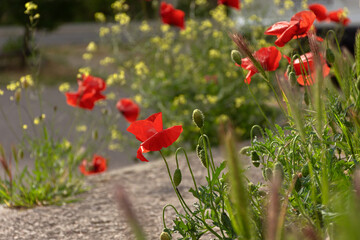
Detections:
[196, 144, 208, 168]
[326, 48, 335, 64]
[160, 231, 171, 240]
[192, 109, 204, 128]
[251, 151, 260, 167]
[286, 65, 292, 76]
[221, 212, 233, 232]
[301, 163, 309, 177]
[263, 167, 273, 181]
[288, 72, 297, 86]
[173, 168, 182, 187]
[294, 174, 302, 192]
[231, 50, 242, 65]
[274, 162, 284, 181]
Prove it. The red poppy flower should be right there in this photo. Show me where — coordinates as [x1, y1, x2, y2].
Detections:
[285, 52, 330, 86]
[116, 98, 140, 123]
[237, 46, 281, 84]
[79, 154, 107, 176]
[65, 75, 106, 110]
[328, 9, 350, 26]
[160, 2, 185, 29]
[218, 0, 240, 10]
[265, 11, 316, 47]
[127, 112, 183, 162]
[308, 4, 328, 22]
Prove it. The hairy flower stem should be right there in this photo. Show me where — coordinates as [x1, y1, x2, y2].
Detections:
[162, 204, 185, 229]
[159, 151, 222, 238]
[200, 130, 226, 239]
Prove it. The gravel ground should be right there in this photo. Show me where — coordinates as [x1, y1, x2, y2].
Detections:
[0, 146, 262, 240]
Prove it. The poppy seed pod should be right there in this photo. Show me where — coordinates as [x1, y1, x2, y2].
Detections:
[326, 48, 335, 64]
[192, 109, 204, 128]
[173, 168, 182, 187]
[160, 231, 171, 240]
[221, 212, 233, 231]
[231, 50, 242, 66]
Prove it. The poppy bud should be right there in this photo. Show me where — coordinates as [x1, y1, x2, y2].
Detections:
[196, 144, 208, 168]
[286, 65, 293, 76]
[92, 129, 98, 140]
[251, 151, 260, 167]
[326, 48, 335, 64]
[192, 109, 204, 128]
[304, 91, 310, 106]
[221, 212, 233, 232]
[239, 146, 250, 155]
[231, 50, 242, 65]
[15, 89, 21, 104]
[288, 72, 297, 86]
[173, 168, 182, 187]
[160, 232, 171, 240]
[263, 167, 273, 181]
[293, 174, 302, 192]
[274, 162, 284, 181]
[301, 163, 309, 177]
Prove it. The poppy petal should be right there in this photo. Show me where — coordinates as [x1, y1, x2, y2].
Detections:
[308, 4, 328, 21]
[275, 23, 298, 47]
[140, 125, 183, 152]
[265, 21, 291, 36]
[116, 98, 140, 123]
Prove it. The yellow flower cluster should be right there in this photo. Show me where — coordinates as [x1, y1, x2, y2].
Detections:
[58, 82, 70, 92]
[86, 42, 97, 52]
[139, 21, 151, 32]
[134, 62, 149, 76]
[82, 53, 93, 61]
[209, 49, 221, 59]
[76, 125, 87, 132]
[0, 89, 3, 95]
[24, 1, 37, 14]
[173, 95, 187, 106]
[94, 12, 106, 23]
[111, 0, 129, 11]
[195, 0, 207, 5]
[106, 71, 125, 86]
[100, 57, 115, 66]
[7, 82, 20, 91]
[115, 13, 130, 26]
[99, 27, 110, 37]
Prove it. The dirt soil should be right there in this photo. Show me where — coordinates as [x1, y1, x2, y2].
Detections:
[0, 146, 262, 240]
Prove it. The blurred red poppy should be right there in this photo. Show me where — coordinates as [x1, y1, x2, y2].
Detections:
[79, 155, 107, 176]
[265, 11, 316, 47]
[116, 98, 139, 123]
[237, 46, 281, 84]
[285, 53, 330, 86]
[65, 75, 106, 110]
[308, 4, 328, 21]
[218, 0, 240, 10]
[127, 112, 183, 162]
[160, 2, 185, 29]
[328, 9, 350, 26]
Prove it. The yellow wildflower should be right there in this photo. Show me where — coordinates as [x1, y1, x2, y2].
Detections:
[134, 61, 149, 76]
[22, 124, 28, 130]
[139, 21, 151, 32]
[94, 12, 106, 23]
[115, 13, 130, 25]
[161, 24, 170, 33]
[82, 53, 93, 61]
[76, 125, 87, 132]
[99, 27, 110, 37]
[284, 0, 294, 10]
[195, 0, 207, 5]
[6, 82, 19, 91]
[235, 97, 245, 108]
[58, 82, 70, 92]
[86, 41, 97, 52]
[134, 94, 142, 104]
[0, 89, 3, 95]
[206, 95, 218, 104]
[24, 1, 37, 14]
[209, 49, 221, 58]
[100, 57, 115, 66]
[34, 117, 40, 125]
